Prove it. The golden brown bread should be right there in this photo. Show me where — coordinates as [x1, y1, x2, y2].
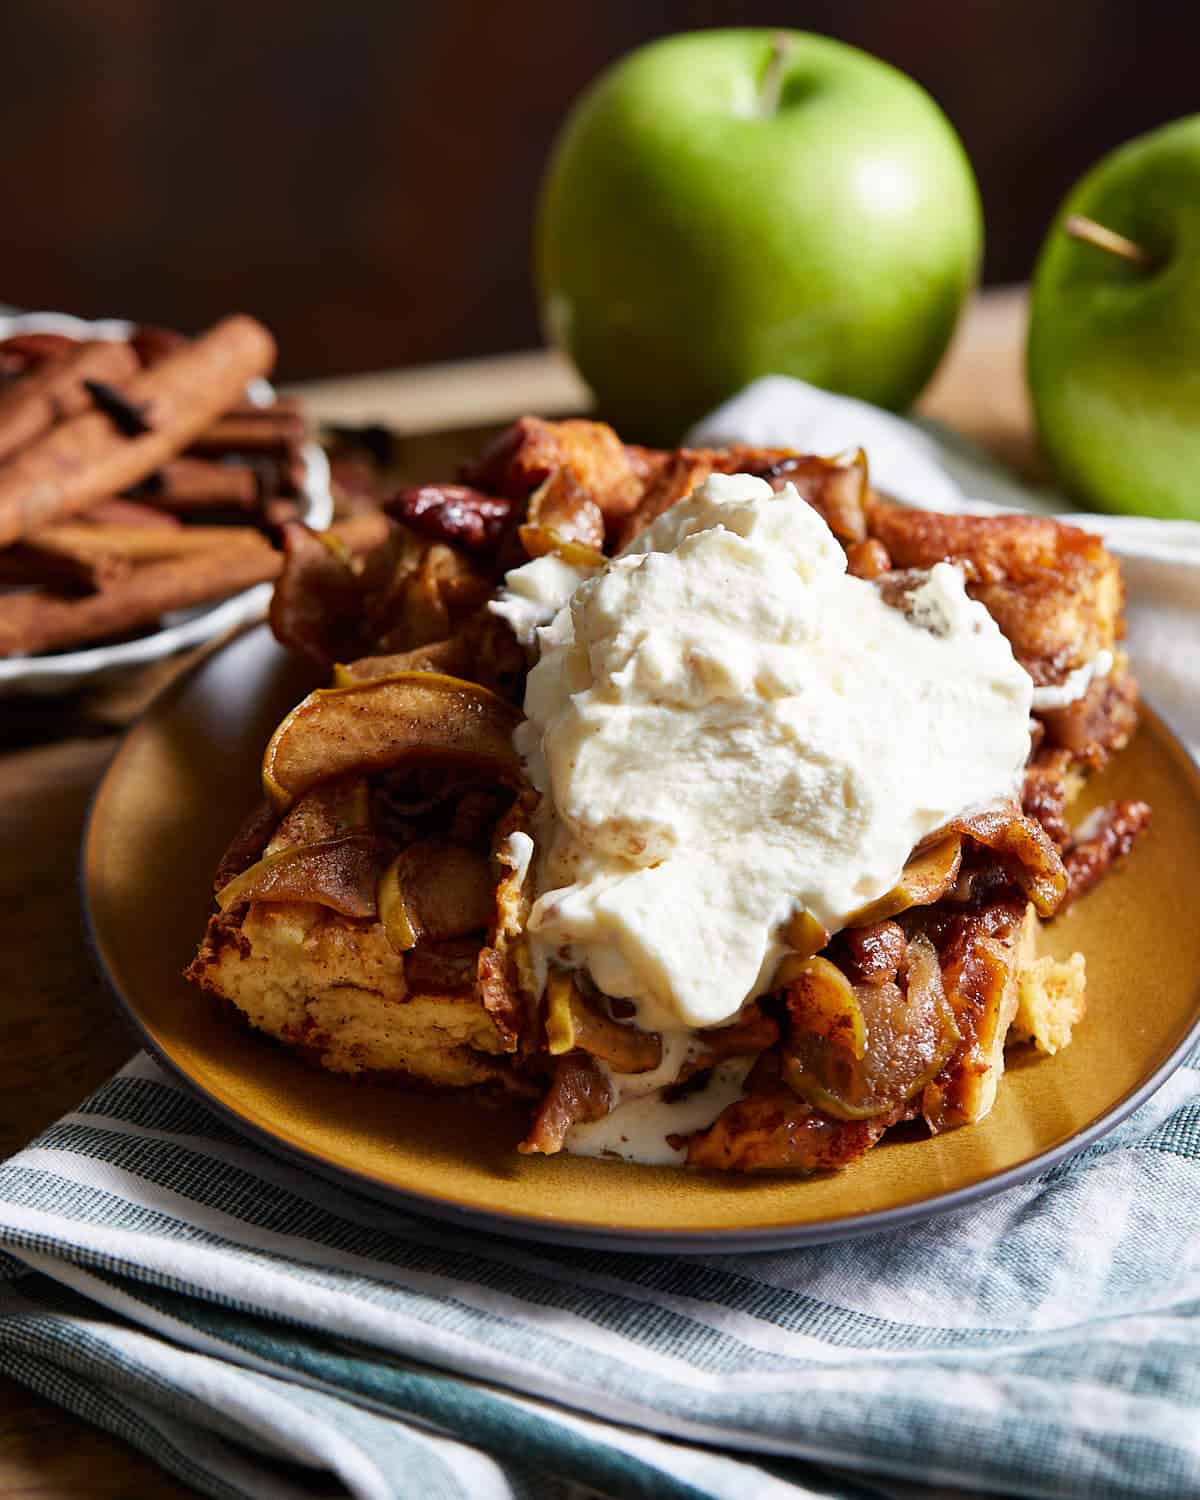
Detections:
[461, 416, 644, 518]
[1012, 951, 1088, 1056]
[189, 901, 516, 1088]
[863, 495, 1123, 686]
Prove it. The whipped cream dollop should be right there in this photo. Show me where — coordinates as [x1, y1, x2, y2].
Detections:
[489, 553, 588, 649]
[508, 474, 1033, 1034]
[1030, 649, 1113, 711]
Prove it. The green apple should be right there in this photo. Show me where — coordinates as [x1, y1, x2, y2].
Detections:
[1028, 116, 1200, 521]
[535, 29, 982, 444]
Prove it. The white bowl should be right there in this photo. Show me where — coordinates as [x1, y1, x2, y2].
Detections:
[0, 311, 333, 696]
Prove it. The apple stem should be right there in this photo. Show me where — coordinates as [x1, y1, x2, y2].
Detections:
[757, 31, 794, 118]
[1064, 214, 1153, 268]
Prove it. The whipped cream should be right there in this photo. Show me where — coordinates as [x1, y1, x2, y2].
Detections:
[498, 830, 535, 887]
[489, 554, 589, 649]
[511, 473, 1034, 1034]
[1031, 649, 1113, 711]
[565, 1057, 754, 1165]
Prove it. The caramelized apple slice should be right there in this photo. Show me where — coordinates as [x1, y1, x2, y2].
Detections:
[522, 467, 606, 552]
[216, 834, 385, 918]
[783, 936, 959, 1121]
[922, 900, 1035, 1131]
[377, 839, 495, 953]
[518, 1053, 614, 1155]
[544, 972, 662, 1074]
[518, 522, 607, 570]
[845, 835, 963, 928]
[266, 776, 370, 855]
[687, 1086, 897, 1172]
[782, 956, 866, 1059]
[779, 908, 830, 962]
[945, 806, 1068, 917]
[332, 637, 473, 686]
[378, 860, 420, 951]
[263, 671, 523, 811]
[682, 1004, 779, 1079]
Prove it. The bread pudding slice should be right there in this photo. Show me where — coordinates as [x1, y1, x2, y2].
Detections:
[188, 418, 1150, 1173]
[187, 714, 541, 1096]
[191, 902, 515, 1088]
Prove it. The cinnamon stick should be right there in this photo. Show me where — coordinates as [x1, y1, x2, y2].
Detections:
[0, 536, 281, 656]
[0, 332, 79, 374]
[24, 522, 264, 563]
[0, 516, 386, 657]
[131, 457, 261, 510]
[75, 497, 183, 529]
[0, 340, 140, 462]
[222, 395, 303, 421]
[0, 314, 277, 546]
[130, 324, 188, 368]
[186, 410, 307, 455]
[0, 534, 132, 594]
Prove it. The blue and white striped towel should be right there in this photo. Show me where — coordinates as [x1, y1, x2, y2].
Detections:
[3, 381, 1199, 1500]
[2, 1051, 1199, 1500]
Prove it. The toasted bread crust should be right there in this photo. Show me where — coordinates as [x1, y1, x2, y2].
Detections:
[187, 901, 519, 1089]
[864, 496, 1123, 685]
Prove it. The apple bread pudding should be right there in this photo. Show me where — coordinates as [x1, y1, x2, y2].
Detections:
[188, 418, 1150, 1173]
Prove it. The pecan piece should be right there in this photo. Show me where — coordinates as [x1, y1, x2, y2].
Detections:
[385, 484, 513, 554]
[1062, 801, 1152, 909]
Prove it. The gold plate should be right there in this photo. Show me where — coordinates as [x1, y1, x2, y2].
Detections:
[84, 625, 1200, 1251]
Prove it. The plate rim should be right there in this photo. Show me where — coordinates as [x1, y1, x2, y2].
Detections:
[80, 624, 1200, 1253]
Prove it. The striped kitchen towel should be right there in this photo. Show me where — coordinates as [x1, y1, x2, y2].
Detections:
[3, 380, 1200, 1499]
[0, 1049, 1198, 1500]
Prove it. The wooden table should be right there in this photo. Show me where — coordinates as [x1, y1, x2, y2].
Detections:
[0, 287, 1037, 1497]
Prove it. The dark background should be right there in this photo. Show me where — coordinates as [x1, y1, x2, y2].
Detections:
[2, 1, 1195, 379]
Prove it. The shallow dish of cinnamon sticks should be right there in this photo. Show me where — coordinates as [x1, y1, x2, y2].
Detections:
[0, 310, 334, 696]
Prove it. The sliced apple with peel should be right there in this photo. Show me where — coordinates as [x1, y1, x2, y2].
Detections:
[217, 834, 385, 918]
[262, 672, 524, 811]
[518, 522, 607, 570]
[944, 806, 1067, 917]
[682, 1007, 779, 1081]
[266, 776, 371, 855]
[778, 908, 830, 963]
[781, 956, 866, 1059]
[377, 839, 495, 953]
[377, 860, 420, 951]
[544, 971, 662, 1073]
[332, 637, 473, 687]
[784, 935, 959, 1121]
[845, 835, 962, 928]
